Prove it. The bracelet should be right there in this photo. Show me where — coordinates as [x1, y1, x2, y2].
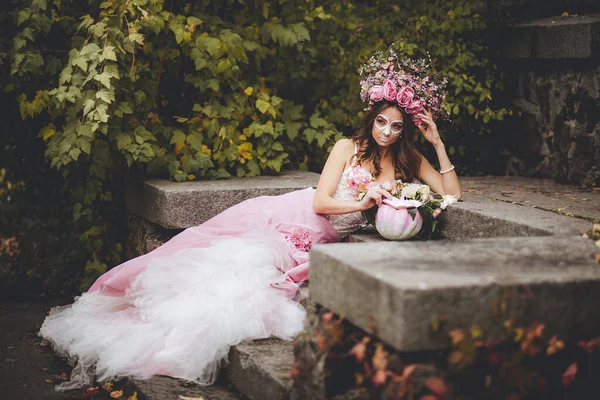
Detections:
[440, 165, 455, 175]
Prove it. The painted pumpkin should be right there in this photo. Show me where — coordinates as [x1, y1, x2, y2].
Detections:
[374, 204, 423, 240]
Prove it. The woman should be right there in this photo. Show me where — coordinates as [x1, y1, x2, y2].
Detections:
[40, 51, 461, 390]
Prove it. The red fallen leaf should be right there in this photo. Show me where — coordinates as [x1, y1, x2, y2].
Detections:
[372, 369, 388, 387]
[578, 339, 597, 352]
[322, 311, 334, 322]
[419, 396, 439, 400]
[402, 364, 416, 379]
[562, 362, 578, 386]
[425, 377, 447, 396]
[350, 337, 370, 362]
[80, 387, 102, 399]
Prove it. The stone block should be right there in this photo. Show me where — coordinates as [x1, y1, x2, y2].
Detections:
[309, 236, 600, 352]
[125, 171, 320, 229]
[437, 194, 591, 239]
[128, 376, 240, 400]
[502, 15, 600, 60]
[227, 339, 295, 400]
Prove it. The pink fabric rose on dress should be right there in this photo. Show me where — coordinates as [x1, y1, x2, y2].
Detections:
[368, 85, 384, 102]
[396, 86, 415, 107]
[382, 80, 398, 102]
[286, 227, 313, 252]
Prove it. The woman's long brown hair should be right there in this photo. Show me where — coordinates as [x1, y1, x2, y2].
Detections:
[350, 101, 422, 182]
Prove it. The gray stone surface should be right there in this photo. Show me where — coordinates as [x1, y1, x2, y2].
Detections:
[437, 192, 592, 239]
[502, 15, 600, 60]
[309, 236, 600, 352]
[227, 339, 295, 400]
[126, 171, 320, 229]
[129, 376, 241, 400]
[460, 176, 600, 222]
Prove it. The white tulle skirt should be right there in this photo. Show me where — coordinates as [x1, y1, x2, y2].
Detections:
[40, 233, 307, 390]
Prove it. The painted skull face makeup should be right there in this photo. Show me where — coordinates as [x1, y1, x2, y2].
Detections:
[374, 114, 404, 136]
[372, 109, 404, 146]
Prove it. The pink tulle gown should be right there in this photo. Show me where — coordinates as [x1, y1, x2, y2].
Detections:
[40, 150, 370, 390]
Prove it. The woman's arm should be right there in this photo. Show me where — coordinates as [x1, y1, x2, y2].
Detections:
[314, 139, 392, 214]
[416, 110, 462, 200]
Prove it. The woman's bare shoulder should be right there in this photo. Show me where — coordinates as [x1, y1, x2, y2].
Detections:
[331, 138, 355, 154]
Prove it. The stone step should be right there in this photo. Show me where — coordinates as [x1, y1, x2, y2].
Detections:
[309, 236, 600, 352]
[126, 171, 320, 229]
[227, 339, 295, 400]
[127, 376, 242, 400]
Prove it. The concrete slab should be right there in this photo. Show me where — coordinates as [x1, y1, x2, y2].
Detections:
[309, 236, 600, 352]
[227, 339, 294, 400]
[125, 171, 320, 229]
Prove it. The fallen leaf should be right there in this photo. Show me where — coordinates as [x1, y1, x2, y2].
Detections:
[595, 253, 600, 263]
[372, 369, 388, 386]
[419, 395, 439, 400]
[425, 377, 447, 396]
[562, 362, 577, 386]
[402, 364, 416, 379]
[110, 390, 124, 398]
[103, 382, 113, 391]
[350, 337, 370, 362]
[449, 329, 466, 346]
[127, 393, 138, 400]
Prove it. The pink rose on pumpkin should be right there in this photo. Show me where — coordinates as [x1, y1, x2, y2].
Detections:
[382, 80, 397, 102]
[368, 85, 384, 102]
[396, 86, 415, 107]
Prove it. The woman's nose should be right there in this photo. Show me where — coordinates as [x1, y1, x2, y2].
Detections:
[382, 126, 391, 136]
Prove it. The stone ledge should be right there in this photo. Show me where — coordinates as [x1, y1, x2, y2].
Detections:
[125, 171, 320, 229]
[127, 376, 240, 400]
[227, 339, 294, 400]
[437, 193, 591, 239]
[309, 236, 600, 352]
[501, 15, 600, 60]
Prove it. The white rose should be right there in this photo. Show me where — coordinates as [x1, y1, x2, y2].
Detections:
[401, 183, 422, 199]
[440, 195, 458, 209]
[417, 185, 431, 201]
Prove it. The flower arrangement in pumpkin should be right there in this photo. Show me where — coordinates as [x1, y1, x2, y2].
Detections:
[359, 180, 457, 240]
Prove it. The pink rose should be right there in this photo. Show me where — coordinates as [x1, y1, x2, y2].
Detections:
[368, 85, 384, 102]
[382, 79, 397, 102]
[432, 208, 442, 218]
[406, 99, 423, 115]
[396, 86, 414, 107]
[287, 227, 313, 252]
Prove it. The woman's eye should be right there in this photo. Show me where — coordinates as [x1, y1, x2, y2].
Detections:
[376, 119, 385, 125]
[392, 124, 402, 130]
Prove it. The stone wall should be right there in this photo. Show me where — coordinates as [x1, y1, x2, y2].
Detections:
[499, 15, 600, 186]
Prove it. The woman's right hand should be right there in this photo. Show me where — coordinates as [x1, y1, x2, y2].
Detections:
[359, 185, 393, 210]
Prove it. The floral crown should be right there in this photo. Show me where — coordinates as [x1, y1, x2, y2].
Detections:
[359, 46, 448, 126]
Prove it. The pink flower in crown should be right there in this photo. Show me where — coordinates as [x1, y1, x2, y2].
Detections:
[382, 79, 397, 102]
[406, 99, 424, 115]
[368, 85, 384, 102]
[396, 86, 415, 107]
[287, 227, 313, 252]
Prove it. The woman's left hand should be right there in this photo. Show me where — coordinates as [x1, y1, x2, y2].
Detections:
[417, 109, 442, 147]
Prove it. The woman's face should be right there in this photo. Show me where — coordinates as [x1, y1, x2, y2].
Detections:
[371, 106, 404, 147]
